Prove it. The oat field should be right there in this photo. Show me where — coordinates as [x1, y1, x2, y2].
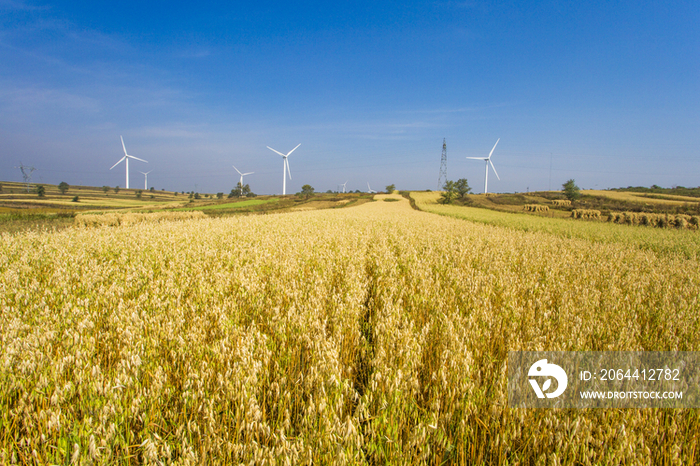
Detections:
[2, 194, 699, 464]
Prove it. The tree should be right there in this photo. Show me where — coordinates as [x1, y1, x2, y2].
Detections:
[385, 184, 396, 193]
[36, 185, 46, 197]
[301, 184, 315, 199]
[72, 195, 79, 202]
[135, 190, 142, 199]
[150, 186, 155, 192]
[439, 180, 457, 204]
[562, 179, 581, 201]
[455, 178, 472, 198]
[102, 186, 110, 194]
[217, 192, 224, 199]
[229, 182, 251, 198]
[194, 192, 200, 199]
[58, 181, 69, 194]
[114, 186, 120, 194]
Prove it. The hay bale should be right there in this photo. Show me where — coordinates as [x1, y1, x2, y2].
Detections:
[571, 209, 600, 220]
[552, 199, 571, 207]
[524, 204, 549, 212]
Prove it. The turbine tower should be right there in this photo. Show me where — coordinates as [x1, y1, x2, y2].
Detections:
[266, 144, 300, 195]
[110, 136, 147, 189]
[466, 138, 500, 194]
[139, 170, 152, 190]
[341, 181, 348, 193]
[232, 164, 254, 190]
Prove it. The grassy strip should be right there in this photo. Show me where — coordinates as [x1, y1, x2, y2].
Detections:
[172, 198, 278, 211]
[411, 191, 700, 259]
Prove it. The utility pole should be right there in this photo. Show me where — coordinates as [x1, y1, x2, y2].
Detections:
[437, 138, 447, 190]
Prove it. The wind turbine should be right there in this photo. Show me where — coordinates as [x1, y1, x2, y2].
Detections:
[466, 138, 500, 194]
[139, 170, 152, 190]
[232, 164, 254, 190]
[266, 144, 300, 195]
[341, 181, 348, 193]
[110, 136, 147, 189]
[367, 182, 376, 194]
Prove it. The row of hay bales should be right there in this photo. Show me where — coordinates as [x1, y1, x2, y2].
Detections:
[524, 204, 549, 212]
[75, 210, 207, 227]
[552, 199, 571, 206]
[608, 212, 700, 230]
[571, 209, 601, 219]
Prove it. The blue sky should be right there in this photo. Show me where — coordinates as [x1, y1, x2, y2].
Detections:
[1, 0, 698, 194]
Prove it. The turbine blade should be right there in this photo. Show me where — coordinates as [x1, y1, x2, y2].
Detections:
[287, 143, 301, 156]
[242, 172, 254, 176]
[232, 165, 242, 175]
[121, 136, 127, 155]
[466, 156, 487, 160]
[488, 138, 500, 159]
[267, 146, 286, 157]
[128, 155, 148, 163]
[489, 159, 500, 180]
[110, 156, 126, 170]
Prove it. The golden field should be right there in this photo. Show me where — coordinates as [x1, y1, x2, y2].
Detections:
[1, 193, 699, 464]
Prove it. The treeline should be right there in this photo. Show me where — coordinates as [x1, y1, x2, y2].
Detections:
[615, 185, 700, 198]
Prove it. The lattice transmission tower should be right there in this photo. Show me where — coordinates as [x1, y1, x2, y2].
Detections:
[15, 162, 37, 192]
[437, 138, 447, 190]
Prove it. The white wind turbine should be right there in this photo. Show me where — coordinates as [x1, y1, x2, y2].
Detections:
[266, 144, 300, 195]
[110, 136, 147, 189]
[139, 171, 152, 190]
[341, 181, 348, 193]
[232, 164, 254, 190]
[367, 182, 376, 194]
[466, 138, 500, 194]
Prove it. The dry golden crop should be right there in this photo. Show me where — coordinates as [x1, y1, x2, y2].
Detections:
[1, 194, 699, 464]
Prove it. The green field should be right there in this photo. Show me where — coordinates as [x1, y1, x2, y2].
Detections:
[411, 191, 700, 259]
[173, 198, 279, 211]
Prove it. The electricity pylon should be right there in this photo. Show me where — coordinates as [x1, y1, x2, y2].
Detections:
[437, 138, 447, 190]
